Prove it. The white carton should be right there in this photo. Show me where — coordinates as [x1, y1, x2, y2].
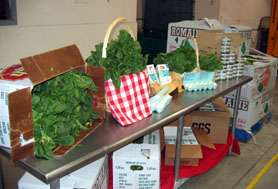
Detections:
[224, 90, 273, 131]
[166, 18, 224, 53]
[113, 130, 161, 189]
[226, 55, 278, 101]
[156, 64, 172, 85]
[18, 155, 109, 189]
[0, 66, 32, 148]
[146, 64, 160, 84]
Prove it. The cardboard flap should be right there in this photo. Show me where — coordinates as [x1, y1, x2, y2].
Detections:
[9, 87, 34, 162]
[20, 45, 84, 85]
[193, 128, 215, 150]
[166, 144, 203, 159]
[203, 18, 223, 29]
[86, 65, 106, 119]
[212, 97, 233, 117]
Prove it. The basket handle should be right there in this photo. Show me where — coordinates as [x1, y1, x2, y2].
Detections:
[102, 17, 136, 58]
[182, 36, 200, 72]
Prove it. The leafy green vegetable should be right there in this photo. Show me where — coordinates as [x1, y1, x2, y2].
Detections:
[86, 30, 148, 89]
[153, 46, 222, 73]
[199, 54, 223, 71]
[242, 55, 265, 65]
[32, 70, 100, 159]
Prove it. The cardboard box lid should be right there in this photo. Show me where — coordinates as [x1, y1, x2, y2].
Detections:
[190, 97, 233, 118]
[228, 25, 253, 32]
[169, 18, 224, 30]
[20, 45, 84, 86]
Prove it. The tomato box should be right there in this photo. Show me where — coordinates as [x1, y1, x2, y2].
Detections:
[0, 45, 106, 162]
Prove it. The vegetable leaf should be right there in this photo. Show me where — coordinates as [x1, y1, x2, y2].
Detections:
[86, 30, 148, 90]
[32, 70, 99, 159]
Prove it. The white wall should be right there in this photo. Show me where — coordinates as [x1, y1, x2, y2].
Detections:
[0, 0, 137, 68]
[195, 0, 221, 20]
[195, 0, 272, 48]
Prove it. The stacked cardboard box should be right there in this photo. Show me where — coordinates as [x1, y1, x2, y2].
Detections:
[224, 53, 278, 131]
[166, 18, 224, 53]
[166, 97, 232, 145]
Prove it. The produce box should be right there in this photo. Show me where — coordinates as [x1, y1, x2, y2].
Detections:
[224, 90, 273, 131]
[166, 18, 224, 53]
[0, 45, 106, 162]
[224, 25, 253, 55]
[225, 54, 278, 101]
[163, 127, 215, 166]
[18, 154, 109, 189]
[167, 97, 232, 144]
[112, 130, 161, 189]
[197, 30, 246, 59]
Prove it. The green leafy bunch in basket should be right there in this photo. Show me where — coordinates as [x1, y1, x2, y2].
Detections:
[153, 46, 223, 74]
[86, 30, 148, 89]
[32, 70, 100, 159]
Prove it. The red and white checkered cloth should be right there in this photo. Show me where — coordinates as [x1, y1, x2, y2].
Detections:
[105, 69, 152, 126]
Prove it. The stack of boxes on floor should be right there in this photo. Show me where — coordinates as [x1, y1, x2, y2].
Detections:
[223, 53, 278, 141]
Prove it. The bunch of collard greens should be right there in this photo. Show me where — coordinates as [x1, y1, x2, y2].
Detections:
[153, 46, 222, 74]
[86, 30, 148, 89]
[32, 70, 100, 159]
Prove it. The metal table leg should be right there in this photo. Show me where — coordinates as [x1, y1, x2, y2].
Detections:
[0, 158, 4, 189]
[50, 178, 60, 189]
[229, 86, 242, 155]
[174, 116, 188, 188]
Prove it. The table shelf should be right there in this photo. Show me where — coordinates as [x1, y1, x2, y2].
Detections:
[0, 76, 252, 186]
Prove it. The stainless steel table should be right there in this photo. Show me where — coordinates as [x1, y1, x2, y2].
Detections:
[0, 76, 252, 188]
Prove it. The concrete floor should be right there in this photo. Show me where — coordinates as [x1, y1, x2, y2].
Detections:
[1, 82, 278, 189]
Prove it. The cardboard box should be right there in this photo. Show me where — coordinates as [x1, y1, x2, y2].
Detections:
[197, 30, 246, 59]
[224, 90, 273, 131]
[226, 55, 278, 101]
[224, 25, 253, 55]
[0, 45, 106, 162]
[18, 155, 109, 189]
[163, 127, 215, 166]
[113, 130, 161, 189]
[166, 18, 224, 53]
[167, 97, 232, 144]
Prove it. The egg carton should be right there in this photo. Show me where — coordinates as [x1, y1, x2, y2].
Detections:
[183, 71, 217, 92]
